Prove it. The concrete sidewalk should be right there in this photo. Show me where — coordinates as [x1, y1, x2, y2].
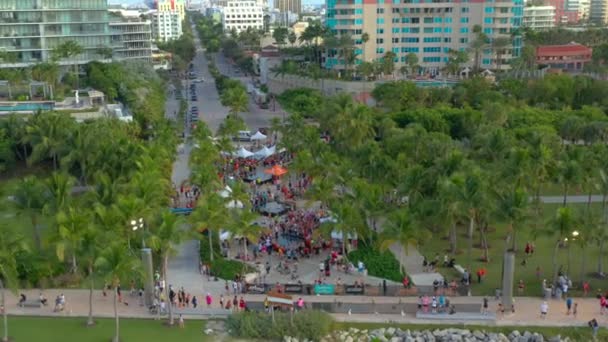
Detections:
[4, 289, 605, 328]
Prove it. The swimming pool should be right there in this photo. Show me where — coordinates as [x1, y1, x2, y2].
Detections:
[415, 80, 459, 87]
[0, 102, 55, 112]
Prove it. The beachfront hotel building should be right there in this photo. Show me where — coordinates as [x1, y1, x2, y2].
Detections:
[523, 5, 556, 30]
[0, 0, 112, 67]
[325, 0, 524, 73]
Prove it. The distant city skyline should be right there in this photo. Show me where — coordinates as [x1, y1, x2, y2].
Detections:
[107, 0, 324, 5]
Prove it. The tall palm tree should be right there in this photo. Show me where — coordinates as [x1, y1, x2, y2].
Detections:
[95, 243, 141, 342]
[470, 25, 488, 73]
[494, 187, 529, 251]
[61, 124, 97, 184]
[545, 207, 578, 283]
[556, 150, 582, 207]
[23, 111, 75, 170]
[51, 40, 84, 89]
[31, 62, 59, 100]
[148, 211, 186, 326]
[81, 225, 103, 326]
[361, 32, 369, 62]
[228, 209, 263, 262]
[190, 193, 228, 262]
[53, 205, 90, 273]
[220, 86, 249, 119]
[0, 224, 28, 342]
[492, 36, 512, 71]
[12, 176, 47, 250]
[378, 209, 430, 274]
[44, 171, 75, 218]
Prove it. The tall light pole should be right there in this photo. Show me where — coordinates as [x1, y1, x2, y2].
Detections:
[131, 217, 154, 308]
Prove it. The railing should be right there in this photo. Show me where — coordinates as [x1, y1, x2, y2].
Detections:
[244, 282, 471, 297]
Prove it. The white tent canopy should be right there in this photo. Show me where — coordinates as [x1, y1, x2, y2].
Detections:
[250, 131, 267, 141]
[218, 185, 232, 198]
[219, 230, 231, 241]
[254, 145, 276, 160]
[331, 231, 357, 240]
[235, 147, 254, 158]
[226, 199, 244, 209]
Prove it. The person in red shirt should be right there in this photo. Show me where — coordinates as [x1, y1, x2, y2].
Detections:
[402, 276, 410, 289]
[239, 297, 246, 311]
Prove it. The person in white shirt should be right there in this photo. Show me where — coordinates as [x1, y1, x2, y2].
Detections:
[540, 301, 548, 318]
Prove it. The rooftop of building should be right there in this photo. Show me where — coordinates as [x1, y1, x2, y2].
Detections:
[536, 42, 592, 56]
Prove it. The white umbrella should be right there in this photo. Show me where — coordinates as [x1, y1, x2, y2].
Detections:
[226, 199, 244, 209]
[235, 147, 254, 158]
[250, 131, 267, 141]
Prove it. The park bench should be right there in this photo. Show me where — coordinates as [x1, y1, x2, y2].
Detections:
[18, 300, 44, 308]
[174, 308, 231, 318]
[416, 312, 495, 321]
[453, 264, 466, 276]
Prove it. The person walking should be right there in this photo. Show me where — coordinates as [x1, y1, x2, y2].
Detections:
[233, 296, 238, 311]
[178, 314, 185, 328]
[219, 294, 224, 309]
[540, 301, 548, 319]
[590, 318, 599, 339]
[205, 293, 212, 307]
[297, 297, 304, 311]
[482, 297, 489, 315]
[239, 296, 246, 311]
[566, 296, 573, 315]
[573, 302, 578, 317]
[192, 295, 198, 308]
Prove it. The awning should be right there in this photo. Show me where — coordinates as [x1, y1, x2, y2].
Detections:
[250, 131, 267, 140]
[235, 147, 254, 158]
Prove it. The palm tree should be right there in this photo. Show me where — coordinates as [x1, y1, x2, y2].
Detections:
[190, 193, 228, 262]
[494, 187, 529, 251]
[545, 207, 578, 283]
[148, 211, 186, 326]
[31, 62, 59, 99]
[95, 243, 141, 342]
[220, 86, 249, 119]
[491, 36, 512, 71]
[378, 209, 430, 274]
[12, 176, 47, 250]
[470, 25, 488, 73]
[44, 171, 75, 218]
[556, 150, 582, 207]
[228, 209, 263, 262]
[81, 225, 102, 326]
[52, 40, 84, 89]
[361, 32, 369, 62]
[288, 31, 297, 47]
[0, 224, 28, 342]
[53, 205, 90, 273]
[382, 51, 397, 78]
[405, 53, 419, 77]
[23, 111, 75, 170]
[61, 124, 97, 184]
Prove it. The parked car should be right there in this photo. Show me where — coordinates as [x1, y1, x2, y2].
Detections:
[235, 130, 251, 141]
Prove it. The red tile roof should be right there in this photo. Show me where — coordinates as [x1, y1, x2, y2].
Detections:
[536, 44, 592, 56]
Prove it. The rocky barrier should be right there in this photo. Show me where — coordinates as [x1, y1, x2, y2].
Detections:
[284, 327, 572, 342]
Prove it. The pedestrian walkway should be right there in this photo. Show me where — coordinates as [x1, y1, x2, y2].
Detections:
[4, 289, 604, 328]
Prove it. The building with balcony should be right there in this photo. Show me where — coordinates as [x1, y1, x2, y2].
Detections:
[524, 6, 556, 30]
[109, 15, 153, 61]
[274, 0, 301, 14]
[221, 0, 264, 33]
[590, 0, 608, 25]
[151, 9, 183, 41]
[325, 0, 524, 73]
[565, 0, 590, 20]
[536, 43, 592, 71]
[158, 0, 186, 21]
[0, 0, 112, 68]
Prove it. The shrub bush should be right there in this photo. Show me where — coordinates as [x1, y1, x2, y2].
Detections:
[348, 242, 404, 282]
[226, 310, 333, 340]
[199, 232, 254, 280]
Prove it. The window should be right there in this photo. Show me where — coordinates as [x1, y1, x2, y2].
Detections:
[423, 47, 441, 53]
[460, 37, 468, 43]
[424, 17, 433, 23]
[444, 27, 452, 33]
[411, 27, 420, 33]
[461, 7, 469, 13]
[423, 56, 441, 62]
[355, 29, 362, 34]
[355, 18, 363, 25]
[423, 27, 433, 33]
[401, 47, 419, 53]
[460, 17, 469, 23]
[401, 27, 410, 33]
[376, 47, 385, 54]
[355, 8, 363, 14]
[392, 18, 400, 23]
[392, 8, 400, 13]
[423, 37, 441, 43]
[376, 18, 385, 24]
[393, 47, 399, 53]
[484, 17, 492, 24]
[485, 7, 494, 13]
[392, 27, 399, 33]
[411, 17, 419, 23]
[460, 27, 469, 33]
[377, 28, 384, 34]
[392, 37, 399, 43]
[484, 27, 493, 34]
[482, 58, 491, 65]
[434, 27, 442, 33]
[376, 8, 384, 14]
[434, 17, 442, 23]
[401, 37, 419, 43]
[401, 17, 410, 23]
[445, 17, 453, 23]
[376, 38, 384, 44]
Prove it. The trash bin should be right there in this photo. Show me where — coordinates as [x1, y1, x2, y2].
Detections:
[544, 288, 551, 300]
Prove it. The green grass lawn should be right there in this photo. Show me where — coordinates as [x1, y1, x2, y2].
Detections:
[0, 316, 212, 342]
[333, 322, 607, 341]
[421, 203, 608, 297]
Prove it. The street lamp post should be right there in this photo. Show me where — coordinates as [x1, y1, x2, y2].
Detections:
[131, 217, 154, 308]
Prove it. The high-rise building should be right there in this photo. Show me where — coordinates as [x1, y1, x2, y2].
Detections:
[158, 0, 186, 21]
[565, 0, 590, 20]
[151, 10, 183, 41]
[590, 0, 608, 24]
[524, 6, 556, 30]
[109, 14, 153, 61]
[274, 0, 301, 14]
[221, 0, 264, 33]
[325, 0, 523, 73]
[0, 0, 111, 67]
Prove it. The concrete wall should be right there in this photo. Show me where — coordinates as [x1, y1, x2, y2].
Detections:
[267, 74, 376, 98]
